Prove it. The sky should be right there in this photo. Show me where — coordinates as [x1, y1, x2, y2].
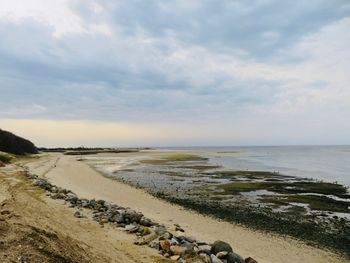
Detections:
[0, 0, 349, 147]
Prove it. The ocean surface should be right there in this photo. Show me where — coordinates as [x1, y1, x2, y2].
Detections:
[165, 145, 350, 186]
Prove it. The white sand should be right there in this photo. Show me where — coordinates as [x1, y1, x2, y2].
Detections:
[26, 153, 348, 263]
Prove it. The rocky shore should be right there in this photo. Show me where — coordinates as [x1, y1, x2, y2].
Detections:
[28, 171, 257, 263]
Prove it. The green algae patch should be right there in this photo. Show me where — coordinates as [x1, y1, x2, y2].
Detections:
[140, 153, 207, 165]
[261, 194, 350, 213]
[217, 182, 267, 194]
[216, 180, 349, 198]
[291, 182, 349, 196]
[213, 170, 285, 180]
[176, 165, 221, 170]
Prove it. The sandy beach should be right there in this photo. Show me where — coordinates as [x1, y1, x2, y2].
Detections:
[19, 152, 348, 263]
[0, 161, 165, 262]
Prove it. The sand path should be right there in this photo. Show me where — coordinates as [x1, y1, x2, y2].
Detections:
[26, 153, 348, 263]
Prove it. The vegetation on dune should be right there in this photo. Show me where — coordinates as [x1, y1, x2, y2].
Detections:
[0, 129, 37, 155]
[0, 151, 14, 163]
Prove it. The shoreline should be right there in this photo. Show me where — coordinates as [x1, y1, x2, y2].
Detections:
[23, 153, 348, 263]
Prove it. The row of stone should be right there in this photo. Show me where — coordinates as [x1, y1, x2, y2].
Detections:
[28, 173, 257, 263]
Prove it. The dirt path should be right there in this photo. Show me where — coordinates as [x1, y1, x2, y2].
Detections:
[23, 153, 348, 263]
[0, 163, 165, 263]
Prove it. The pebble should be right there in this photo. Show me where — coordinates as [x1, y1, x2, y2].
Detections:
[124, 224, 139, 233]
[211, 254, 223, 263]
[170, 255, 180, 261]
[74, 211, 83, 218]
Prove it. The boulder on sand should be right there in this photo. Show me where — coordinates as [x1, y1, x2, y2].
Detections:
[211, 240, 233, 255]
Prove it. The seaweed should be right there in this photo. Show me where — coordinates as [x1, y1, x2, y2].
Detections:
[217, 181, 349, 198]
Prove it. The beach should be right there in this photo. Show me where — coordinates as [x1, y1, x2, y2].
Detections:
[13, 151, 348, 263]
[0, 158, 164, 262]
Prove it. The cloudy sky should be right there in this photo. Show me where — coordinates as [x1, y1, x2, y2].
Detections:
[0, 0, 349, 147]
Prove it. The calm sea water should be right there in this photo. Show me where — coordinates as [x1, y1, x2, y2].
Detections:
[165, 146, 350, 186]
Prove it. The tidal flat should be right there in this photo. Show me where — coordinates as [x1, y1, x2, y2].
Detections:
[82, 151, 350, 257]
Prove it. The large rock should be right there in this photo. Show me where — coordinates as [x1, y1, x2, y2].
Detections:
[140, 216, 154, 226]
[124, 209, 143, 223]
[245, 257, 258, 263]
[226, 252, 245, 263]
[211, 240, 233, 255]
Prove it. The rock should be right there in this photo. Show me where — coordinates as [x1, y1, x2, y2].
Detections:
[153, 225, 168, 236]
[197, 242, 209, 246]
[211, 254, 223, 263]
[81, 199, 91, 208]
[160, 232, 173, 240]
[65, 193, 78, 203]
[100, 218, 109, 224]
[217, 251, 228, 259]
[135, 233, 158, 245]
[170, 255, 180, 261]
[226, 252, 245, 263]
[0, 160, 5, 167]
[198, 249, 211, 256]
[49, 186, 58, 193]
[140, 227, 151, 236]
[89, 199, 97, 209]
[170, 245, 187, 256]
[74, 211, 83, 218]
[109, 213, 124, 223]
[175, 224, 185, 232]
[177, 235, 195, 244]
[33, 179, 52, 190]
[124, 224, 139, 233]
[51, 193, 66, 200]
[124, 208, 143, 223]
[148, 238, 160, 249]
[140, 216, 154, 226]
[170, 237, 180, 245]
[160, 240, 171, 252]
[211, 240, 233, 255]
[199, 253, 212, 263]
[245, 257, 258, 263]
[96, 199, 105, 205]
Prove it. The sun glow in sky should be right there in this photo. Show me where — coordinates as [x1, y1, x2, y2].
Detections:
[0, 0, 349, 147]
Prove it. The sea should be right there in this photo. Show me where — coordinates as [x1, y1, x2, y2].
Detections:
[164, 145, 350, 186]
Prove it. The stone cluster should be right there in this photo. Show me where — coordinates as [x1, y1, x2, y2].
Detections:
[28, 174, 258, 263]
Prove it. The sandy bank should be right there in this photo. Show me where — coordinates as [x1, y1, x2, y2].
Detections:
[0, 163, 165, 263]
[26, 153, 348, 263]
